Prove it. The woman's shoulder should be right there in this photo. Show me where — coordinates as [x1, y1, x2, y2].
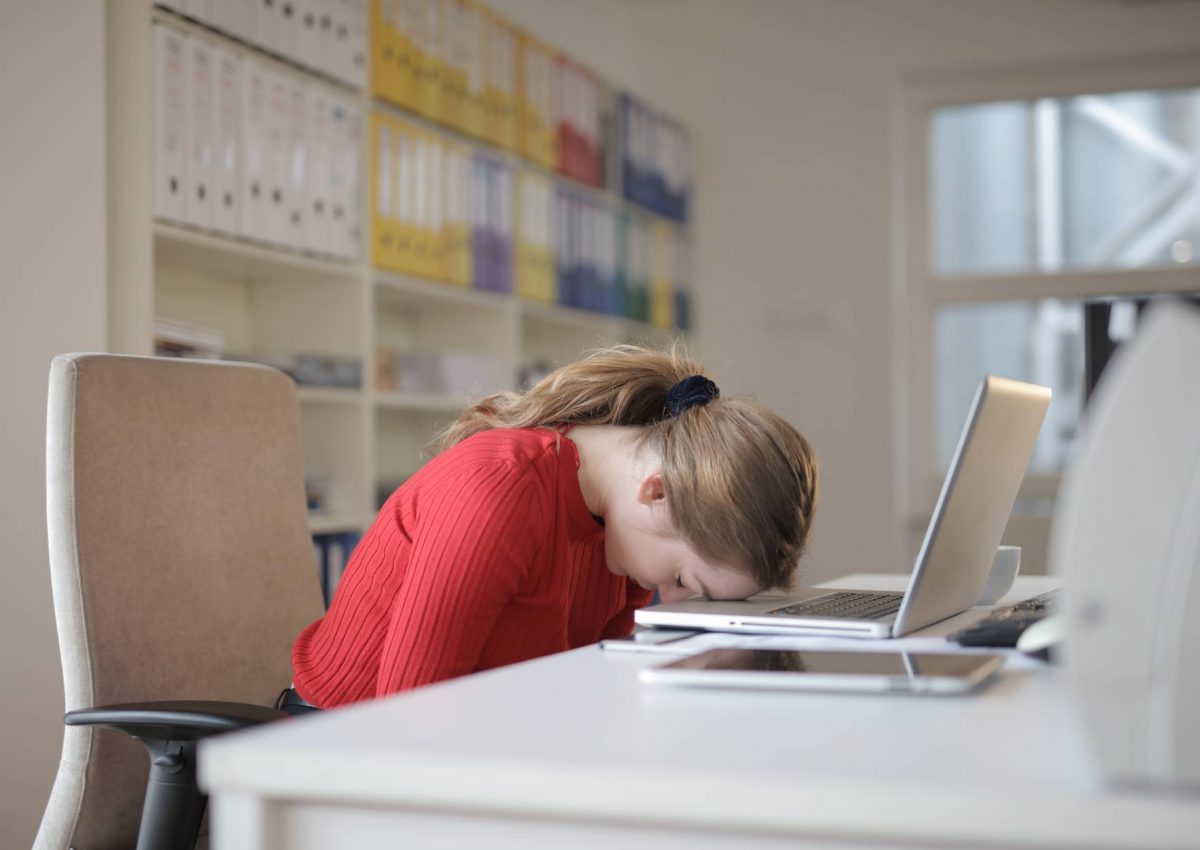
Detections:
[433, 427, 564, 480]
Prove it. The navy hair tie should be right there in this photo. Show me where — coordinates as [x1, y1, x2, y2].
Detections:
[667, 375, 720, 418]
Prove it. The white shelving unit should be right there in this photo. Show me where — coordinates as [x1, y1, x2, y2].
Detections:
[107, 2, 682, 541]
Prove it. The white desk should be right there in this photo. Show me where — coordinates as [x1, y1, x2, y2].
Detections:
[199, 576, 1200, 849]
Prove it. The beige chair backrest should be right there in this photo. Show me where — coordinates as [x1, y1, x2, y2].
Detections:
[35, 354, 326, 850]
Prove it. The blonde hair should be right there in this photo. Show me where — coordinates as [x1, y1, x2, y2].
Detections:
[437, 344, 819, 590]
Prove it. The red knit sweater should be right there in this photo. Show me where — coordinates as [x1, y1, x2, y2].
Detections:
[292, 427, 651, 706]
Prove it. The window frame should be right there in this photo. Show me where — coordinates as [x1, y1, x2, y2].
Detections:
[890, 53, 1200, 564]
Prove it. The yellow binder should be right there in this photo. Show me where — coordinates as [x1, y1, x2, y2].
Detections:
[393, 117, 417, 274]
[518, 32, 557, 170]
[412, 0, 442, 122]
[439, 0, 469, 133]
[482, 8, 518, 151]
[443, 140, 472, 287]
[427, 130, 448, 281]
[649, 218, 674, 329]
[462, 0, 485, 140]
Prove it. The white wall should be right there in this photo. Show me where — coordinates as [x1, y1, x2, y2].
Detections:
[0, 3, 106, 846]
[493, 0, 1200, 583]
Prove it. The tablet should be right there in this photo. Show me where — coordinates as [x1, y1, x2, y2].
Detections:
[639, 648, 1004, 694]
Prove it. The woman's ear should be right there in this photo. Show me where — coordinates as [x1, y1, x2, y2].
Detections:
[636, 471, 667, 507]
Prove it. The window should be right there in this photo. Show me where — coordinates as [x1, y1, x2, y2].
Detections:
[932, 88, 1200, 277]
[894, 60, 1200, 569]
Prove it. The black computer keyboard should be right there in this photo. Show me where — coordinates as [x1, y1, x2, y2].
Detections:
[949, 590, 1060, 648]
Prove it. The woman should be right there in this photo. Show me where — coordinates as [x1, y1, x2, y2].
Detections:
[286, 344, 818, 708]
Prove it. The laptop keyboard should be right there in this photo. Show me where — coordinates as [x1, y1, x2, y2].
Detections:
[770, 591, 903, 621]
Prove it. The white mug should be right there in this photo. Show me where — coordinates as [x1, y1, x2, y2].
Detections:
[976, 545, 1022, 606]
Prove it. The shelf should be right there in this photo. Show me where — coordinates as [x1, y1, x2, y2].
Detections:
[296, 386, 364, 405]
[375, 270, 513, 312]
[308, 513, 370, 535]
[155, 221, 360, 284]
[375, 391, 469, 414]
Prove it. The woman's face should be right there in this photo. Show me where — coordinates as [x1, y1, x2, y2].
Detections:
[603, 472, 761, 603]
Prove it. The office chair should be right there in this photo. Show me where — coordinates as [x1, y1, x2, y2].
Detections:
[34, 354, 326, 850]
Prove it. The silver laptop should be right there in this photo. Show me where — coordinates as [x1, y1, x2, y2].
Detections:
[635, 375, 1052, 638]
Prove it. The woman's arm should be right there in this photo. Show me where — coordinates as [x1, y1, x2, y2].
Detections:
[375, 462, 546, 694]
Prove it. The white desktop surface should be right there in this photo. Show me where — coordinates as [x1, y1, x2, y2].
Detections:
[199, 575, 1200, 850]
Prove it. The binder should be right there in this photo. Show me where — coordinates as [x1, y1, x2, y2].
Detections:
[395, 0, 421, 110]
[370, 111, 396, 269]
[371, 0, 398, 103]
[649, 218, 674, 329]
[518, 32, 556, 170]
[334, 94, 362, 259]
[617, 91, 691, 224]
[443, 140, 472, 286]
[613, 208, 630, 318]
[238, 54, 269, 242]
[470, 152, 490, 290]
[471, 151, 512, 292]
[155, 24, 188, 224]
[597, 202, 617, 315]
[213, 43, 241, 237]
[428, 132, 446, 280]
[439, 0, 468, 132]
[306, 81, 334, 255]
[183, 32, 215, 230]
[516, 170, 554, 303]
[553, 186, 569, 307]
[672, 226, 690, 331]
[495, 159, 513, 293]
[413, 0, 443, 122]
[621, 212, 649, 323]
[463, 0, 485, 140]
[483, 9, 517, 151]
[393, 118, 415, 270]
[411, 127, 432, 274]
[262, 63, 291, 246]
[283, 75, 309, 250]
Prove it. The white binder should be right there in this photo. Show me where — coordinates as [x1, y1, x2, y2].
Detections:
[305, 82, 334, 255]
[155, 24, 188, 224]
[330, 92, 360, 259]
[283, 76, 309, 250]
[213, 43, 241, 236]
[184, 35, 217, 230]
[262, 64, 291, 246]
[238, 55, 270, 243]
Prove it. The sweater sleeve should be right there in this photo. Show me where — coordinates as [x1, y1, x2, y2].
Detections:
[375, 460, 546, 694]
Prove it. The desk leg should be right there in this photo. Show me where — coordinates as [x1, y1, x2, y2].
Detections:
[209, 792, 283, 850]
